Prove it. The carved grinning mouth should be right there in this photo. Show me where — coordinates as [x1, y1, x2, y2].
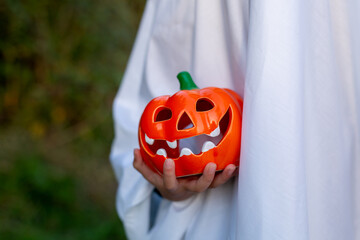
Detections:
[143, 108, 231, 159]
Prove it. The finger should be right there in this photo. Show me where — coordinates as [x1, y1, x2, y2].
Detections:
[133, 149, 162, 187]
[133, 149, 143, 169]
[162, 158, 178, 192]
[209, 164, 236, 188]
[186, 162, 216, 192]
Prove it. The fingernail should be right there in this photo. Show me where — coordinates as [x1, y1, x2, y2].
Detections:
[228, 165, 236, 176]
[208, 162, 217, 172]
[164, 158, 174, 170]
[134, 148, 140, 155]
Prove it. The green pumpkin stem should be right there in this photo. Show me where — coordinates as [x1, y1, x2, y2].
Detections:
[177, 71, 199, 90]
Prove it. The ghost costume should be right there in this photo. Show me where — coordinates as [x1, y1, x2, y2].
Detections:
[110, 0, 360, 239]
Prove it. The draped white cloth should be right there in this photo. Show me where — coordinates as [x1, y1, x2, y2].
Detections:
[110, 0, 360, 239]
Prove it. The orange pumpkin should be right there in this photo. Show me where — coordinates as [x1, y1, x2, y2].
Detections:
[138, 72, 243, 177]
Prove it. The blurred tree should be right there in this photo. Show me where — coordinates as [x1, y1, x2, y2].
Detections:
[0, 0, 146, 239]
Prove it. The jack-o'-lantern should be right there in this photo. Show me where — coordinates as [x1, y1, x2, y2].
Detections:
[138, 72, 243, 177]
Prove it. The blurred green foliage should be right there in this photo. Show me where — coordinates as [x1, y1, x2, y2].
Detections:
[0, 0, 146, 239]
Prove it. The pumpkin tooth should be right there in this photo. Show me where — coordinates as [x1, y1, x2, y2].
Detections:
[166, 140, 177, 149]
[145, 134, 154, 145]
[202, 141, 216, 152]
[180, 148, 193, 157]
[207, 126, 220, 137]
[156, 148, 167, 157]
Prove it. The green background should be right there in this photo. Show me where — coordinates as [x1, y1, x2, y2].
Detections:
[0, 0, 146, 239]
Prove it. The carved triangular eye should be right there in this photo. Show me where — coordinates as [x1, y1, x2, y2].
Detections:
[155, 107, 172, 122]
[196, 98, 214, 112]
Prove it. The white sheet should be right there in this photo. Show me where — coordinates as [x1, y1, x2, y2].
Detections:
[110, 0, 360, 239]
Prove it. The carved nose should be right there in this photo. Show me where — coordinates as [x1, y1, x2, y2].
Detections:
[177, 112, 194, 130]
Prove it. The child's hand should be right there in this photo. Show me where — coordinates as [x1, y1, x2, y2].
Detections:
[133, 149, 237, 201]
